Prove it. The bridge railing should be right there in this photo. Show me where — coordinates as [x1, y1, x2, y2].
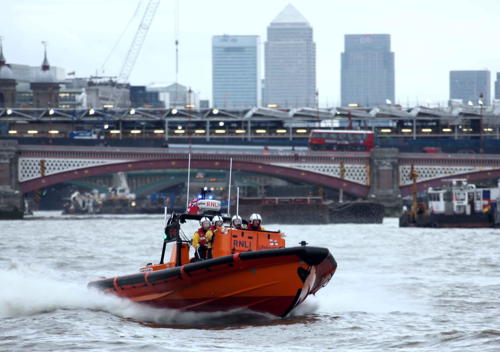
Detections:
[17, 144, 371, 164]
[400, 152, 500, 166]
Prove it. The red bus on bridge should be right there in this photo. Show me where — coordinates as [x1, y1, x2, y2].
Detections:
[308, 130, 375, 151]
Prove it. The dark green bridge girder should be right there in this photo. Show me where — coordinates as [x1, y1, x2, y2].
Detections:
[64, 169, 263, 197]
[65, 180, 109, 193]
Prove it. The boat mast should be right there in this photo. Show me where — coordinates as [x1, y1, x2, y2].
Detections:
[410, 164, 418, 218]
[236, 186, 240, 217]
[185, 153, 191, 210]
[160, 206, 168, 264]
[227, 158, 233, 217]
[339, 161, 345, 203]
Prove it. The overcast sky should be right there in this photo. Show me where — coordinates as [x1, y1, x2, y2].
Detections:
[2, 0, 500, 106]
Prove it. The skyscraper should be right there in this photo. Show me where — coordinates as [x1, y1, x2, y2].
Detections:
[264, 4, 316, 108]
[341, 34, 395, 107]
[450, 70, 490, 105]
[495, 73, 500, 100]
[212, 35, 259, 109]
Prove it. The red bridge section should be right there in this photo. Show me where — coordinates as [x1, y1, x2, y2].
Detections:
[12, 144, 500, 207]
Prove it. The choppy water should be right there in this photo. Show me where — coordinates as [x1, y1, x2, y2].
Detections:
[1, 212, 499, 351]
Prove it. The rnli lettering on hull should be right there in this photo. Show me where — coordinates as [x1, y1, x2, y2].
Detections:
[232, 239, 280, 249]
[234, 240, 250, 248]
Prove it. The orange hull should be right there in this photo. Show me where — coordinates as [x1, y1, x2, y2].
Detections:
[89, 246, 336, 317]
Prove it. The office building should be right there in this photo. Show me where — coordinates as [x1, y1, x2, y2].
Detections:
[199, 99, 210, 109]
[130, 86, 163, 108]
[264, 4, 316, 108]
[212, 35, 259, 108]
[450, 70, 490, 105]
[85, 77, 130, 109]
[494, 73, 500, 100]
[341, 34, 395, 106]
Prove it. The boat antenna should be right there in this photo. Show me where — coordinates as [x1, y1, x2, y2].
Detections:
[227, 158, 233, 217]
[185, 153, 191, 210]
[159, 206, 168, 264]
[236, 186, 240, 217]
[410, 164, 418, 220]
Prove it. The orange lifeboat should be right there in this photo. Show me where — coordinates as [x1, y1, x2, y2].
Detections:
[88, 213, 337, 317]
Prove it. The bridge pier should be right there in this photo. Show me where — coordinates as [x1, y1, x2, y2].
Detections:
[368, 148, 402, 216]
[0, 140, 23, 219]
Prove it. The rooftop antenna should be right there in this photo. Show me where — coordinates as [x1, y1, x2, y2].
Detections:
[41, 40, 47, 61]
[40, 41, 50, 72]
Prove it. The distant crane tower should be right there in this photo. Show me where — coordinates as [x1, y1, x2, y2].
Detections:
[112, 0, 161, 108]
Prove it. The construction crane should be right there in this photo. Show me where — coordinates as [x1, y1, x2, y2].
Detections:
[111, 0, 161, 108]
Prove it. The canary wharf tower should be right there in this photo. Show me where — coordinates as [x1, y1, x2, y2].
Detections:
[264, 4, 316, 108]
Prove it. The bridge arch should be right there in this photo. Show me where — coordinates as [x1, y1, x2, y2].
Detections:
[20, 158, 370, 197]
[400, 168, 500, 196]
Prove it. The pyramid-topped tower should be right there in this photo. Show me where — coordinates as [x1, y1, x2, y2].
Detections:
[271, 4, 309, 25]
[264, 4, 316, 108]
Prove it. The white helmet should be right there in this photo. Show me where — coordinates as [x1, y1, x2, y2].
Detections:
[200, 217, 211, 226]
[231, 215, 242, 225]
[249, 213, 262, 222]
[212, 215, 223, 225]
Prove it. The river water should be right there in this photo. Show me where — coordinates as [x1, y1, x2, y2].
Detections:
[1, 213, 499, 351]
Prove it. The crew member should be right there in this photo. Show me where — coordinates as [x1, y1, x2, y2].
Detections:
[247, 213, 264, 231]
[208, 215, 224, 258]
[192, 217, 213, 260]
[231, 215, 244, 229]
[211, 215, 224, 230]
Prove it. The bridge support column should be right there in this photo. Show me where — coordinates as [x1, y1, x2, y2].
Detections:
[368, 148, 402, 216]
[0, 140, 23, 219]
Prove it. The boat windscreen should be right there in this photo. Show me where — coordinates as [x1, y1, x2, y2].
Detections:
[172, 213, 247, 224]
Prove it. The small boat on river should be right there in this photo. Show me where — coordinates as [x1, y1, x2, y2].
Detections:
[400, 179, 500, 228]
[88, 211, 337, 317]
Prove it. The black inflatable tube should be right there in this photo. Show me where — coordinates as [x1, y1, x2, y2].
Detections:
[239, 246, 332, 266]
[88, 246, 335, 290]
[148, 266, 181, 283]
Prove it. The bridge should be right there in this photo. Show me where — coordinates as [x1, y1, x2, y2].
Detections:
[4, 106, 500, 154]
[2, 140, 500, 215]
[16, 144, 371, 197]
